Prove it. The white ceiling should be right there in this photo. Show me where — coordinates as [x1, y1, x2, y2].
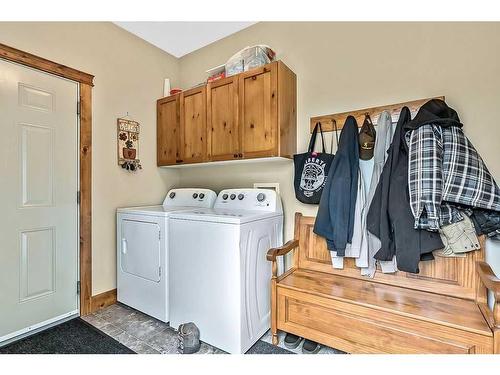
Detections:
[114, 22, 256, 58]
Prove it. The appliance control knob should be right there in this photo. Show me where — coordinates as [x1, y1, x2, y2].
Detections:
[192, 193, 198, 199]
[169, 192, 176, 199]
[230, 194, 236, 200]
[199, 193, 205, 199]
[257, 193, 266, 202]
[222, 193, 228, 200]
[238, 194, 244, 200]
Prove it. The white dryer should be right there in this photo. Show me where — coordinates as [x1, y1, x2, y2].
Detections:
[116, 188, 216, 322]
[169, 188, 283, 353]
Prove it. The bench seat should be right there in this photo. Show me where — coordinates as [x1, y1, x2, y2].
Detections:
[268, 213, 500, 354]
[279, 269, 492, 337]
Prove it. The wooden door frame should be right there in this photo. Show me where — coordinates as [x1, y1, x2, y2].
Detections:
[0, 43, 94, 316]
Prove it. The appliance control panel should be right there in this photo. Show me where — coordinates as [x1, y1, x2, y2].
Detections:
[215, 189, 282, 213]
[163, 188, 216, 208]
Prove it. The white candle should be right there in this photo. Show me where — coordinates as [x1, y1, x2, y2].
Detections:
[163, 78, 171, 97]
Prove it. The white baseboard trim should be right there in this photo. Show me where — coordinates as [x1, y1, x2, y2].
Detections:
[0, 309, 79, 347]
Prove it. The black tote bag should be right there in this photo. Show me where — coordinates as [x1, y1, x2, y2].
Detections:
[293, 122, 336, 204]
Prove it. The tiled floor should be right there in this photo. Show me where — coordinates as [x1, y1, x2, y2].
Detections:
[82, 303, 223, 354]
[82, 303, 344, 354]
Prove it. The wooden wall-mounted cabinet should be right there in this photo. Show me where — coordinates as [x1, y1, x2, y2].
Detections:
[207, 75, 240, 161]
[157, 94, 180, 165]
[179, 86, 207, 164]
[157, 87, 207, 165]
[157, 61, 296, 167]
[239, 63, 277, 159]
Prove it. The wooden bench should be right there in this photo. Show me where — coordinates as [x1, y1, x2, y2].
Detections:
[267, 213, 500, 354]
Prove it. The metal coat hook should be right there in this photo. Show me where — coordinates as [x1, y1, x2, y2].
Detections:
[329, 119, 339, 153]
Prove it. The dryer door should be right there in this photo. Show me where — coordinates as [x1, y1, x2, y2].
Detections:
[120, 219, 161, 282]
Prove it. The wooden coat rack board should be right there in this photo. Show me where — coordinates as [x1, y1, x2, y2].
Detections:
[310, 96, 445, 132]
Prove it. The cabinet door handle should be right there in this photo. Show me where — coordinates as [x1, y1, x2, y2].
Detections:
[238, 153, 243, 158]
[176, 159, 184, 163]
[233, 154, 238, 158]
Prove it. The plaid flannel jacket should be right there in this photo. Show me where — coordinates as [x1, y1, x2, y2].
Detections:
[407, 124, 500, 230]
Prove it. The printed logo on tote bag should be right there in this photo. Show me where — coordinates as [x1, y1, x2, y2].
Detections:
[300, 157, 327, 197]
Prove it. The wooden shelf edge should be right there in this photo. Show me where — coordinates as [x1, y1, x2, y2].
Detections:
[310, 96, 445, 133]
[158, 156, 293, 168]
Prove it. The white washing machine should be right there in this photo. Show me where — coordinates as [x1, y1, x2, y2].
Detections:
[116, 188, 216, 322]
[169, 188, 283, 354]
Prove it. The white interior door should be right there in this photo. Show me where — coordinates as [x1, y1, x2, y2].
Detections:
[0, 59, 79, 343]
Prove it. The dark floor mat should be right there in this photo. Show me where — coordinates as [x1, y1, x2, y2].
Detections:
[246, 340, 294, 354]
[0, 318, 134, 354]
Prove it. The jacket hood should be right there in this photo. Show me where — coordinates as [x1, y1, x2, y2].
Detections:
[404, 99, 462, 130]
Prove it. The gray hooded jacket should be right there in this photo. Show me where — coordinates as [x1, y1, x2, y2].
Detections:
[360, 111, 397, 277]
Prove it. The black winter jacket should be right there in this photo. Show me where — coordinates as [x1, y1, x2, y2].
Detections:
[469, 208, 500, 240]
[366, 107, 443, 273]
[314, 116, 359, 255]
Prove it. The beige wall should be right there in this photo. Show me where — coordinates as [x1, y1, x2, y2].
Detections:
[2, 22, 499, 295]
[178, 22, 500, 243]
[0, 22, 181, 294]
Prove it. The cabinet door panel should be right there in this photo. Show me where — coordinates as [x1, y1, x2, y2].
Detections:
[239, 63, 278, 158]
[157, 95, 180, 166]
[180, 87, 207, 163]
[207, 77, 239, 161]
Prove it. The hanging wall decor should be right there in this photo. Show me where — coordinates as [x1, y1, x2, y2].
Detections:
[117, 117, 142, 172]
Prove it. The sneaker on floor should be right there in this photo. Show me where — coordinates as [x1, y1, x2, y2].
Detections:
[302, 339, 321, 354]
[283, 333, 303, 349]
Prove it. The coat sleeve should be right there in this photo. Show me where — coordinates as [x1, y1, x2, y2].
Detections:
[313, 159, 336, 242]
[327, 155, 352, 254]
[408, 124, 444, 230]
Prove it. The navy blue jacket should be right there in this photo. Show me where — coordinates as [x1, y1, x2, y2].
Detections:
[313, 116, 359, 255]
